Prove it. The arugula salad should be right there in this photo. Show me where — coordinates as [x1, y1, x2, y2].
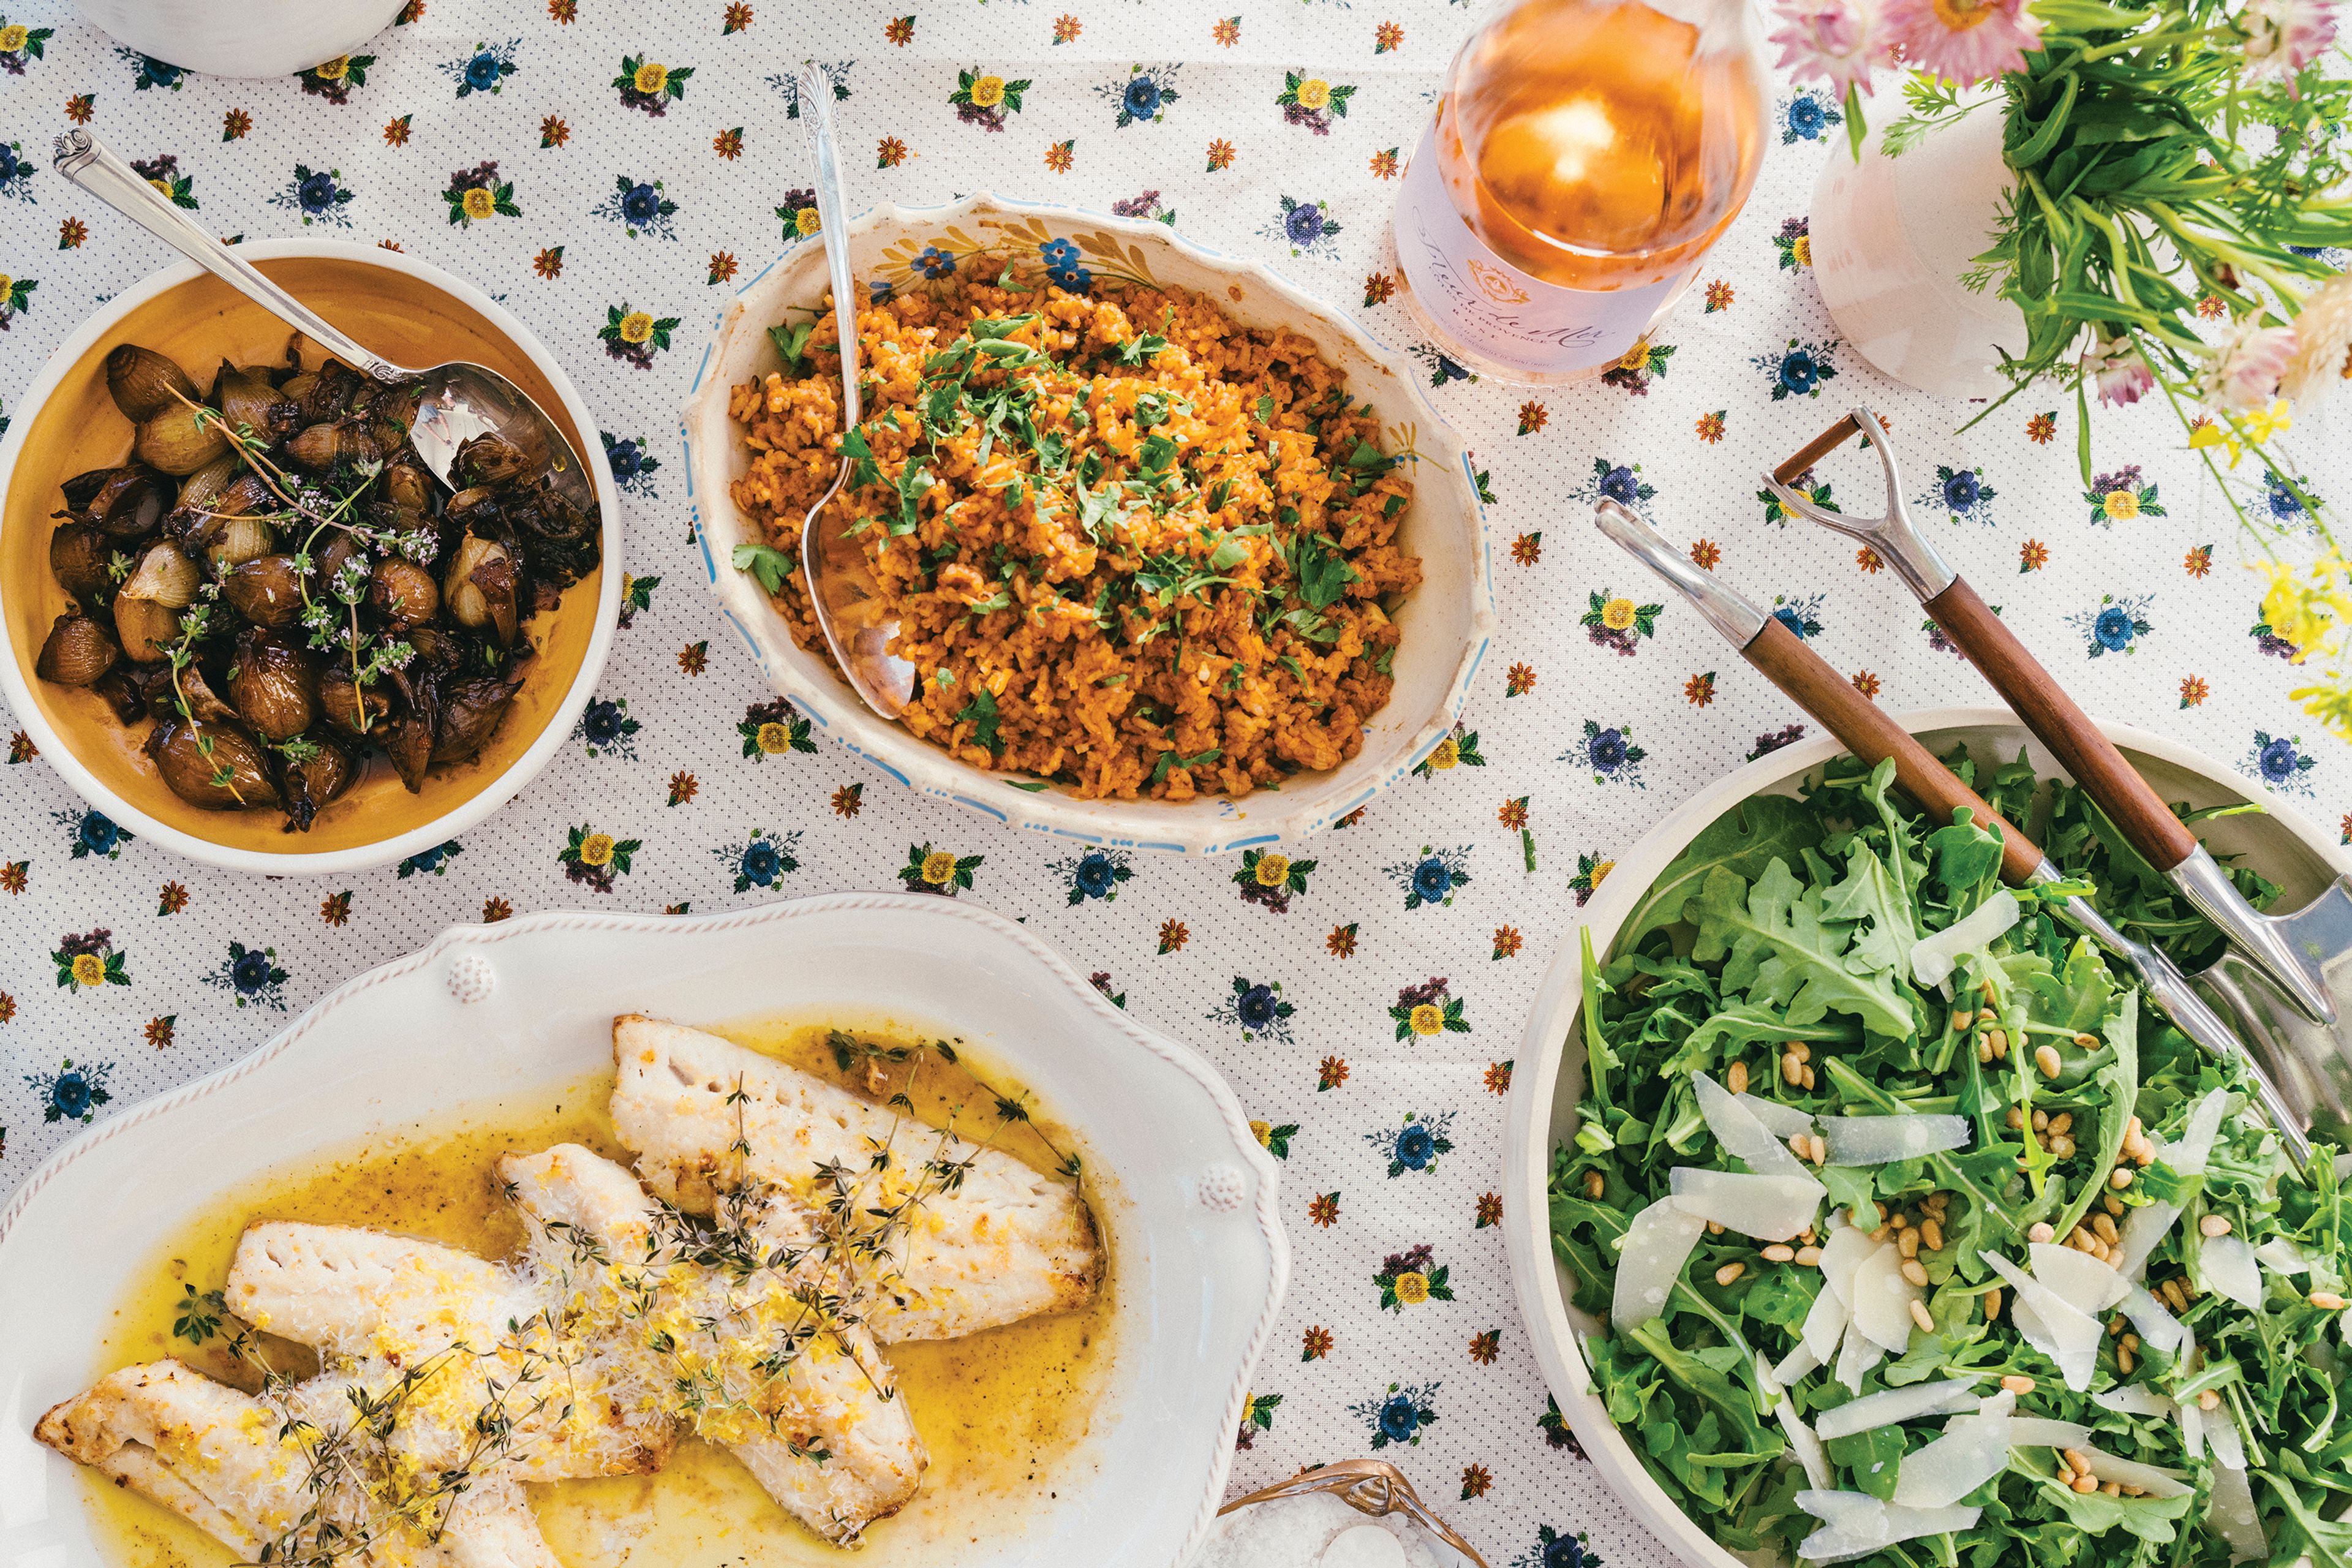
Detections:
[1548, 751, 2352, 1567]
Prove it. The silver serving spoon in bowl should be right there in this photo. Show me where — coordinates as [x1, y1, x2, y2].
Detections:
[52, 129, 595, 516]
[791, 63, 915, 719]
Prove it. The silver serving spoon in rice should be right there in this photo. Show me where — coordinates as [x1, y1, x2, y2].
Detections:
[791, 63, 916, 720]
[53, 130, 596, 519]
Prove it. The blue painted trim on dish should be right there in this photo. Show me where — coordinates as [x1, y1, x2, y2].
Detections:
[688, 337, 715, 397]
[952, 794, 1010, 824]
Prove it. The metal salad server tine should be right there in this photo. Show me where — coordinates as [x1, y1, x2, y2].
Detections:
[1767, 408, 2352, 1078]
[1594, 498, 2316, 1168]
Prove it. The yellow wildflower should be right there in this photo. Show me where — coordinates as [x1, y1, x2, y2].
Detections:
[1426, 737, 1459, 771]
[1250, 1119, 1272, 1146]
[70, 953, 105, 987]
[756, 722, 792, 754]
[314, 55, 350, 80]
[794, 206, 821, 236]
[1295, 77, 1332, 110]
[969, 74, 1006, 108]
[1613, 339, 1652, 375]
[1254, 853, 1291, 888]
[461, 186, 496, 221]
[2103, 489, 2139, 521]
[579, 832, 616, 867]
[1791, 234, 1812, 267]
[617, 311, 655, 344]
[633, 61, 669, 95]
[0, 24, 28, 50]
[1394, 1270, 1430, 1304]
[1409, 1002, 1444, 1036]
[921, 850, 958, 884]
[1601, 597, 1638, 631]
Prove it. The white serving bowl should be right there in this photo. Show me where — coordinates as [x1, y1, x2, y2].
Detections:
[1498, 706, 2352, 1568]
[680, 192, 1496, 855]
[0, 238, 622, 876]
[0, 892, 1286, 1568]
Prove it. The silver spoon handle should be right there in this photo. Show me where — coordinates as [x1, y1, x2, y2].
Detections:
[52, 129, 412, 383]
[795, 65, 861, 431]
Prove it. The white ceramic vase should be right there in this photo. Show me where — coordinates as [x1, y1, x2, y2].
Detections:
[1811, 102, 2029, 398]
[70, 0, 405, 78]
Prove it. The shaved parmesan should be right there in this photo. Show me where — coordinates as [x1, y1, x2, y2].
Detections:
[2029, 1242, 2130, 1314]
[2120, 1285, 2190, 1360]
[2208, 1459, 2268, 1563]
[2179, 1400, 2204, 1460]
[1612, 1197, 1705, 1331]
[1796, 1490, 1980, 1564]
[2113, 1201, 2181, 1281]
[1776, 1401, 1834, 1491]
[1822, 1114, 1972, 1167]
[2206, 1415, 2247, 1472]
[1694, 1071, 1816, 1183]
[1835, 1319, 1885, 1393]
[2173, 1090, 2233, 1177]
[2255, 1237, 2311, 1275]
[2006, 1416, 2093, 1449]
[1740, 1093, 1820, 1139]
[2201, 1234, 2265, 1311]
[1821, 1226, 1879, 1308]
[2074, 1444, 2193, 1498]
[1773, 1341, 1823, 1389]
[1850, 1242, 1925, 1352]
[1669, 1166, 1825, 1242]
[2092, 1384, 2177, 1418]
[1981, 1251, 2103, 1390]
[1891, 1400, 2013, 1510]
[1910, 891, 2020, 992]
[1803, 1280, 1853, 1363]
[1815, 1379, 1982, 1441]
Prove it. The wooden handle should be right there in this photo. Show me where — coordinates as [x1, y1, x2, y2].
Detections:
[1923, 576, 2199, 870]
[1744, 619, 2044, 885]
[1773, 414, 1861, 487]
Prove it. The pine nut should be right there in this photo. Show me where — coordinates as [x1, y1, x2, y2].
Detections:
[2032, 1109, 2051, 1131]
[1789, 1134, 1812, 1163]
[1985, 1287, 2002, 1320]
[1585, 1171, 1606, 1199]
[1921, 1218, 1945, 1252]
[1899, 1229, 1921, 1259]
[1792, 1041, 1812, 1063]
[2051, 1136, 2076, 1159]
[2102, 1482, 2122, 1498]
[1795, 1245, 1823, 1266]
[2199, 1214, 2233, 1238]
[2110, 1167, 2134, 1189]
[2007, 1106, 2025, 1130]
[1727, 1061, 1750, 1095]
[1870, 1225, 1892, 1243]
[2312, 1291, 2348, 1310]
[2000, 1374, 2035, 1395]
[1782, 1053, 1803, 1085]
[2071, 1473, 2099, 1494]
[1801, 1065, 1817, 1090]
[1763, 1244, 1796, 1263]
[1890, 1213, 1909, 1231]
[1803, 1226, 1819, 1244]
[2104, 1193, 2126, 1218]
[2037, 1044, 2064, 1079]
[2093, 1214, 2120, 1246]
[2117, 1344, 2135, 1374]
[1978, 1038, 1996, 1064]
[2108, 1314, 2128, 1336]
[1708, 1221, 1725, 1235]
[2063, 1449, 2094, 1477]
[1901, 1259, 1930, 1288]
[2162, 1278, 2190, 1313]
[2120, 1333, 2140, 1352]
[1985, 1028, 2009, 1054]
[1809, 1133, 1828, 1165]
[1951, 1009, 1975, 1033]
[2029, 1221, 2056, 1243]
[1716, 1262, 1746, 1287]
[1910, 1298, 1936, 1333]
[2199, 1390, 2221, 1411]
[2074, 1033, 2099, 1049]
[2049, 1112, 2073, 1135]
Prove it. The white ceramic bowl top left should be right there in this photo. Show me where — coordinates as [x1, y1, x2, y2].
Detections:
[0, 892, 1287, 1568]
[0, 239, 622, 876]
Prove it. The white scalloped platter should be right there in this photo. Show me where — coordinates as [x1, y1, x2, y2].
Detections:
[680, 191, 1497, 855]
[0, 893, 1287, 1568]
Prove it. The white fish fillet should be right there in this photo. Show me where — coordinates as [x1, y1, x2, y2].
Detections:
[33, 1360, 558, 1567]
[226, 1221, 672, 1482]
[609, 1014, 1101, 1341]
[502, 1144, 929, 1546]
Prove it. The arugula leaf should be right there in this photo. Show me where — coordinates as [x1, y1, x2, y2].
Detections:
[1618, 794, 1824, 957]
[1691, 859, 1913, 1036]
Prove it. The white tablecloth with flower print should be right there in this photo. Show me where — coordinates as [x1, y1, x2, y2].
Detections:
[1, 5, 2346, 1565]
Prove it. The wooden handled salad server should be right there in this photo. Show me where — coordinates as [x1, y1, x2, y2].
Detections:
[1593, 497, 2321, 1164]
[1761, 413, 2352, 1107]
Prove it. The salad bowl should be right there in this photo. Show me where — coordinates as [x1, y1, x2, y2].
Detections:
[1499, 706, 2352, 1568]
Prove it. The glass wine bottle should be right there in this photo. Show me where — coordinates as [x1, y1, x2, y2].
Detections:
[1393, 0, 1770, 385]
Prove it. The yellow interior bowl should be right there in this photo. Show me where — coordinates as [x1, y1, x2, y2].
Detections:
[0, 244, 614, 870]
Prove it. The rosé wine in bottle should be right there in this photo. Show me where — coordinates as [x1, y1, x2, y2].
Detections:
[1393, 0, 1769, 384]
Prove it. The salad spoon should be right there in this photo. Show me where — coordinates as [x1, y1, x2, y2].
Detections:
[789, 62, 916, 720]
[52, 130, 596, 516]
[1594, 497, 2319, 1168]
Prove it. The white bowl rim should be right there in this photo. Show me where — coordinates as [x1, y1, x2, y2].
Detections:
[679, 189, 1499, 856]
[0, 236, 624, 877]
[0, 889, 1292, 1566]
[1498, 703, 2352, 1568]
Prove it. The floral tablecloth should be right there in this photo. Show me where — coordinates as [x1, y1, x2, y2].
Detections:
[1, 3, 2346, 1563]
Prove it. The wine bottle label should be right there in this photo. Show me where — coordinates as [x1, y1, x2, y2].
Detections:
[1394, 125, 1679, 377]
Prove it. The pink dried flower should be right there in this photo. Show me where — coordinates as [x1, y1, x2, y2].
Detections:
[1769, 0, 1891, 98]
[2081, 336, 2154, 407]
[1881, 0, 2040, 86]
[2198, 320, 2298, 413]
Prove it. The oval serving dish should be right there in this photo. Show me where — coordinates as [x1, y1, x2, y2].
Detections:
[0, 892, 1287, 1568]
[1498, 706, 2352, 1568]
[680, 192, 1496, 855]
[0, 238, 621, 875]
